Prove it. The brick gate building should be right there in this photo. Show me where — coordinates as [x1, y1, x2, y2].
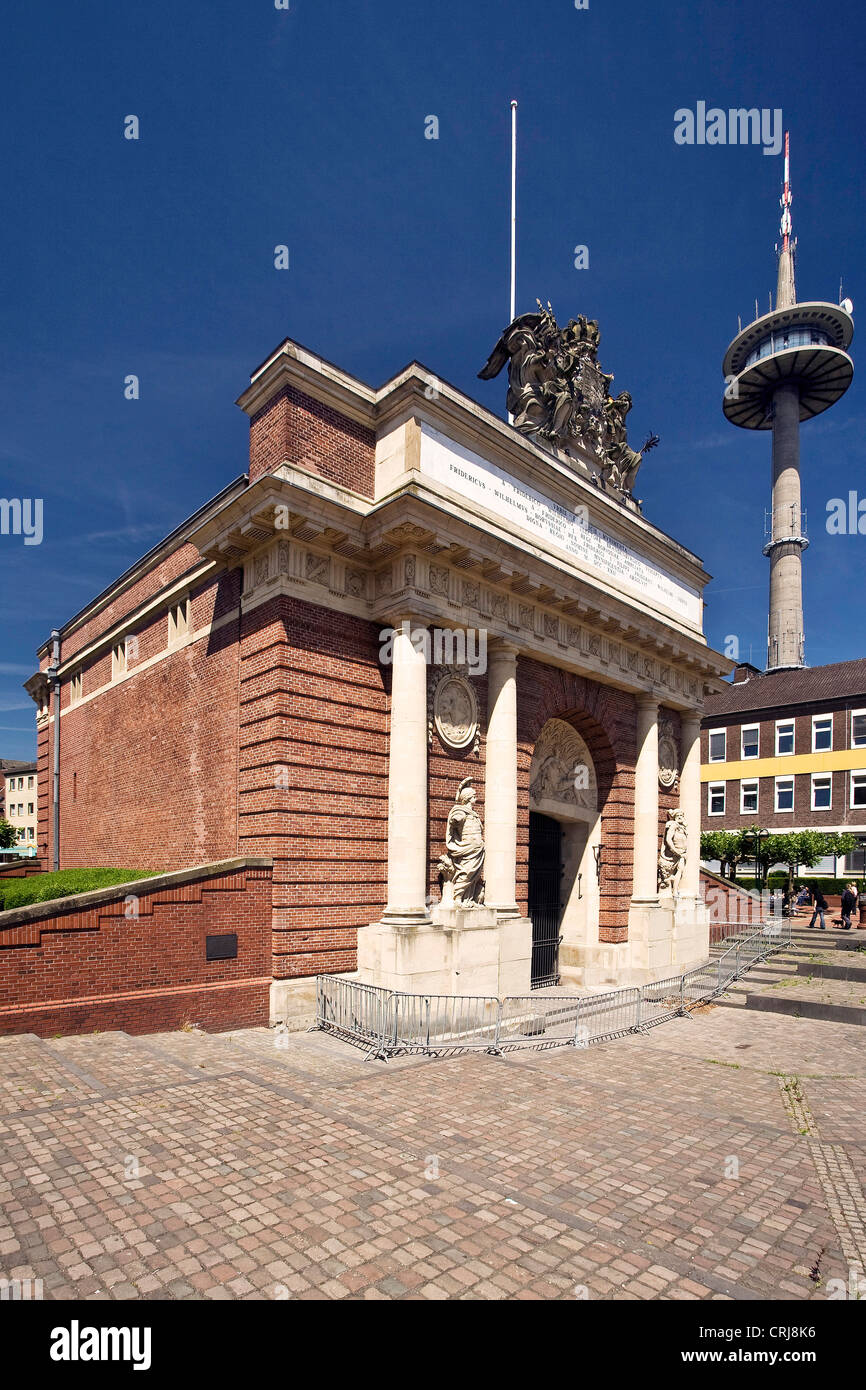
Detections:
[24, 333, 729, 1024]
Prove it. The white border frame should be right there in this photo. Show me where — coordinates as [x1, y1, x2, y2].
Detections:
[774, 774, 795, 812]
[775, 718, 795, 756]
[740, 778, 759, 815]
[812, 713, 833, 753]
[740, 723, 760, 759]
[708, 727, 727, 763]
[707, 780, 726, 816]
[811, 772, 832, 811]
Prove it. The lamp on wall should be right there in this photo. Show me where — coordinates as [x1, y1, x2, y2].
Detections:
[592, 843, 602, 883]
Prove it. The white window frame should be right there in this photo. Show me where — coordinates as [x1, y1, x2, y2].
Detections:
[708, 728, 727, 763]
[850, 770, 866, 810]
[740, 779, 759, 815]
[707, 781, 726, 816]
[168, 598, 191, 647]
[740, 723, 760, 759]
[111, 641, 127, 681]
[812, 713, 833, 753]
[851, 709, 866, 749]
[811, 773, 832, 811]
[774, 775, 795, 812]
[775, 719, 795, 756]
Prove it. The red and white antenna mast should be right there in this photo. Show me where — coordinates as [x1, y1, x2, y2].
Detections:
[780, 130, 793, 250]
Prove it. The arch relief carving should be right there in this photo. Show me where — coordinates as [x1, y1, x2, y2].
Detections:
[529, 718, 598, 814]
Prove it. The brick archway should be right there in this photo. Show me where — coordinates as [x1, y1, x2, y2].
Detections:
[517, 659, 636, 943]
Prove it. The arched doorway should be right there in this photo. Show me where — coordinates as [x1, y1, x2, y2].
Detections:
[528, 718, 601, 988]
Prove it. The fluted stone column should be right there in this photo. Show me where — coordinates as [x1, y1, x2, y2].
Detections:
[382, 618, 430, 924]
[632, 696, 660, 900]
[484, 642, 519, 917]
[679, 714, 702, 899]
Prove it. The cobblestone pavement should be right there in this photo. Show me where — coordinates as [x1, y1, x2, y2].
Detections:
[1, 1005, 864, 1300]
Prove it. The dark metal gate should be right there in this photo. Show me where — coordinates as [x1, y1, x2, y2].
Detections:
[528, 812, 562, 989]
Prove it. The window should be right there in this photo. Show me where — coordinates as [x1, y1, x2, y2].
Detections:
[741, 724, 760, 759]
[776, 720, 795, 755]
[811, 774, 832, 811]
[846, 839, 866, 875]
[740, 780, 759, 814]
[17, 777, 23, 789]
[775, 776, 795, 812]
[70, 671, 83, 704]
[852, 710, 866, 748]
[27, 802, 33, 815]
[708, 728, 726, 762]
[708, 782, 726, 815]
[111, 641, 127, 680]
[851, 771, 866, 809]
[168, 598, 190, 645]
[27, 776, 33, 789]
[812, 715, 833, 753]
[27, 827, 34, 840]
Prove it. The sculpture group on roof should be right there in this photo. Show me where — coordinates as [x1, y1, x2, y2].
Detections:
[479, 301, 658, 500]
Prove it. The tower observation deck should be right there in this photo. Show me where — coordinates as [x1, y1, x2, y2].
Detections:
[722, 133, 854, 671]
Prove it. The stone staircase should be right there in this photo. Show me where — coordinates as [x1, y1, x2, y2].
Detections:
[712, 916, 866, 1026]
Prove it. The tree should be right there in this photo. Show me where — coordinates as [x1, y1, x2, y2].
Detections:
[0, 818, 19, 851]
[700, 828, 752, 881]
[761, 830, 857, 897]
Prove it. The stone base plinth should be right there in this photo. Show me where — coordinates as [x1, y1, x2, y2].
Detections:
[559, 894, 709, 989]
[357, 907, 532, 997]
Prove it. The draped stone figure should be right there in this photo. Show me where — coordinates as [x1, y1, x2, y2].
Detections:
[479, 301, 658, 499]
[441, 777, 485, 906]
[658, 809, 688, 896]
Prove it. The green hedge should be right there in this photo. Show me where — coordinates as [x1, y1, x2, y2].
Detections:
[735, 875, 865, 896]
[0, 867, 162, 912]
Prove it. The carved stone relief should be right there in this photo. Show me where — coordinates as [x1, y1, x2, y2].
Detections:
[657, 711, 680, 790]
[529, 718, 597, 814]
[430, 670, 480, 754]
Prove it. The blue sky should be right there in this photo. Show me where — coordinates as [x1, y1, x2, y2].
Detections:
[1, 0, 864, 759]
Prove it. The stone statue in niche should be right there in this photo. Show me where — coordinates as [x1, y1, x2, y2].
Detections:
[440, 777, 485, 906]
[658, 809, 688, 896]
[657, 713, 680, 790]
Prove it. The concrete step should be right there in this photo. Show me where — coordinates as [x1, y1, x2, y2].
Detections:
[716, 969, 866, 1026]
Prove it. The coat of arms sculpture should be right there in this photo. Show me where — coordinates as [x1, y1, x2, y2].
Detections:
[479, 301, 658, 501]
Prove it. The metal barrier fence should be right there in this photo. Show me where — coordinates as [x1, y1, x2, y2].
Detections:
[314, 918, 791, 1060]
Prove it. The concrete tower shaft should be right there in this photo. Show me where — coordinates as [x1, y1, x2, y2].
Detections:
[768, 382, 805, 669]
[721, 133, 854, 672]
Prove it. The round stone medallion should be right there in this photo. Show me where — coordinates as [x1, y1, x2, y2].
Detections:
[433, 673, 478, 753]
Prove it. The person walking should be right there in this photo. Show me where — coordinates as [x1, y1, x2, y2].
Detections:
[808, 886, 828, 930]
[840, 882, 857, 931]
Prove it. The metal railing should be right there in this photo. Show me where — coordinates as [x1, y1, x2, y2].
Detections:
[314, 918, 791, 1060]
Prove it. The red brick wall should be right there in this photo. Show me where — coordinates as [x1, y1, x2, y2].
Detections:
[517, 662, 636, 943]
[44, 570, 241, 872]
[237, 594, 388, 978]
[700, 868, 764, 939]
[248, 384, 376, 496]
[0, 860, 272, 1037]
[59, 541, 212, 665]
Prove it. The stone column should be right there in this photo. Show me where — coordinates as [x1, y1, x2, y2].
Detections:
[484, 642, 519, 917]
[382, 617, 430, 924]
[632, 696, 660, 900]
[679, 713, 702, 899]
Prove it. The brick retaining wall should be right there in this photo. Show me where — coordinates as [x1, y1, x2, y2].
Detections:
[0, 857, 272, 1037]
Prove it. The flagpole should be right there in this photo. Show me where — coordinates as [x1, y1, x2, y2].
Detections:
[509, 99, 517, 423]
